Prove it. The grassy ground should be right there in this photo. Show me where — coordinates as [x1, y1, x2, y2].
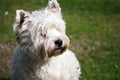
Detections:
[0, 0, 120, 80]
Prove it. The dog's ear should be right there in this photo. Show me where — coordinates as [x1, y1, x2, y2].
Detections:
[13, 10, 31, 43]
[13, 10, 31, 29]
[47, 0, 61, 12]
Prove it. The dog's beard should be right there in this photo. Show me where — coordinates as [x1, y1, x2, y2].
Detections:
[47, 44, 67, 57]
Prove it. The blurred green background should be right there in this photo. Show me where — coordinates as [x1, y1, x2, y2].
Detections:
[0, 0, 120, 80]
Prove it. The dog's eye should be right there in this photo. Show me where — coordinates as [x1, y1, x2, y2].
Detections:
[41, 33, 46, 37]
[43, 34, 46, 37]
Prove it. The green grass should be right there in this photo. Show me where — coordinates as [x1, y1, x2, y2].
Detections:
[0, 0, 120, 80]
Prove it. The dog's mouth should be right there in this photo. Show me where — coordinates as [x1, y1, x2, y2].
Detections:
[54, 45, 67, 53]
[54, 46, 62, 50]
[47, 45, 67, 58]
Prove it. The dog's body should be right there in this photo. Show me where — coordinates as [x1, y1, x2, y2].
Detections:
[11, 46, 80, 80]
[10, 0, 81, 80]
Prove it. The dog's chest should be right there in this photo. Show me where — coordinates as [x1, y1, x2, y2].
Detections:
[35, 55, 71, 80]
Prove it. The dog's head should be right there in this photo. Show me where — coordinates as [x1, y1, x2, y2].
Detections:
[13, 0, 69, 61]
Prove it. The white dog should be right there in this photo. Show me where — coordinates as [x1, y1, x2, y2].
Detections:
[10, 0, 81, 80]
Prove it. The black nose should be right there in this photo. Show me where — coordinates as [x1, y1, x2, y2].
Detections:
[55, 39, 63, 48]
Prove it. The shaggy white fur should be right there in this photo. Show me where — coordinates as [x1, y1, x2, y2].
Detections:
[10, 0, 81, 80]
